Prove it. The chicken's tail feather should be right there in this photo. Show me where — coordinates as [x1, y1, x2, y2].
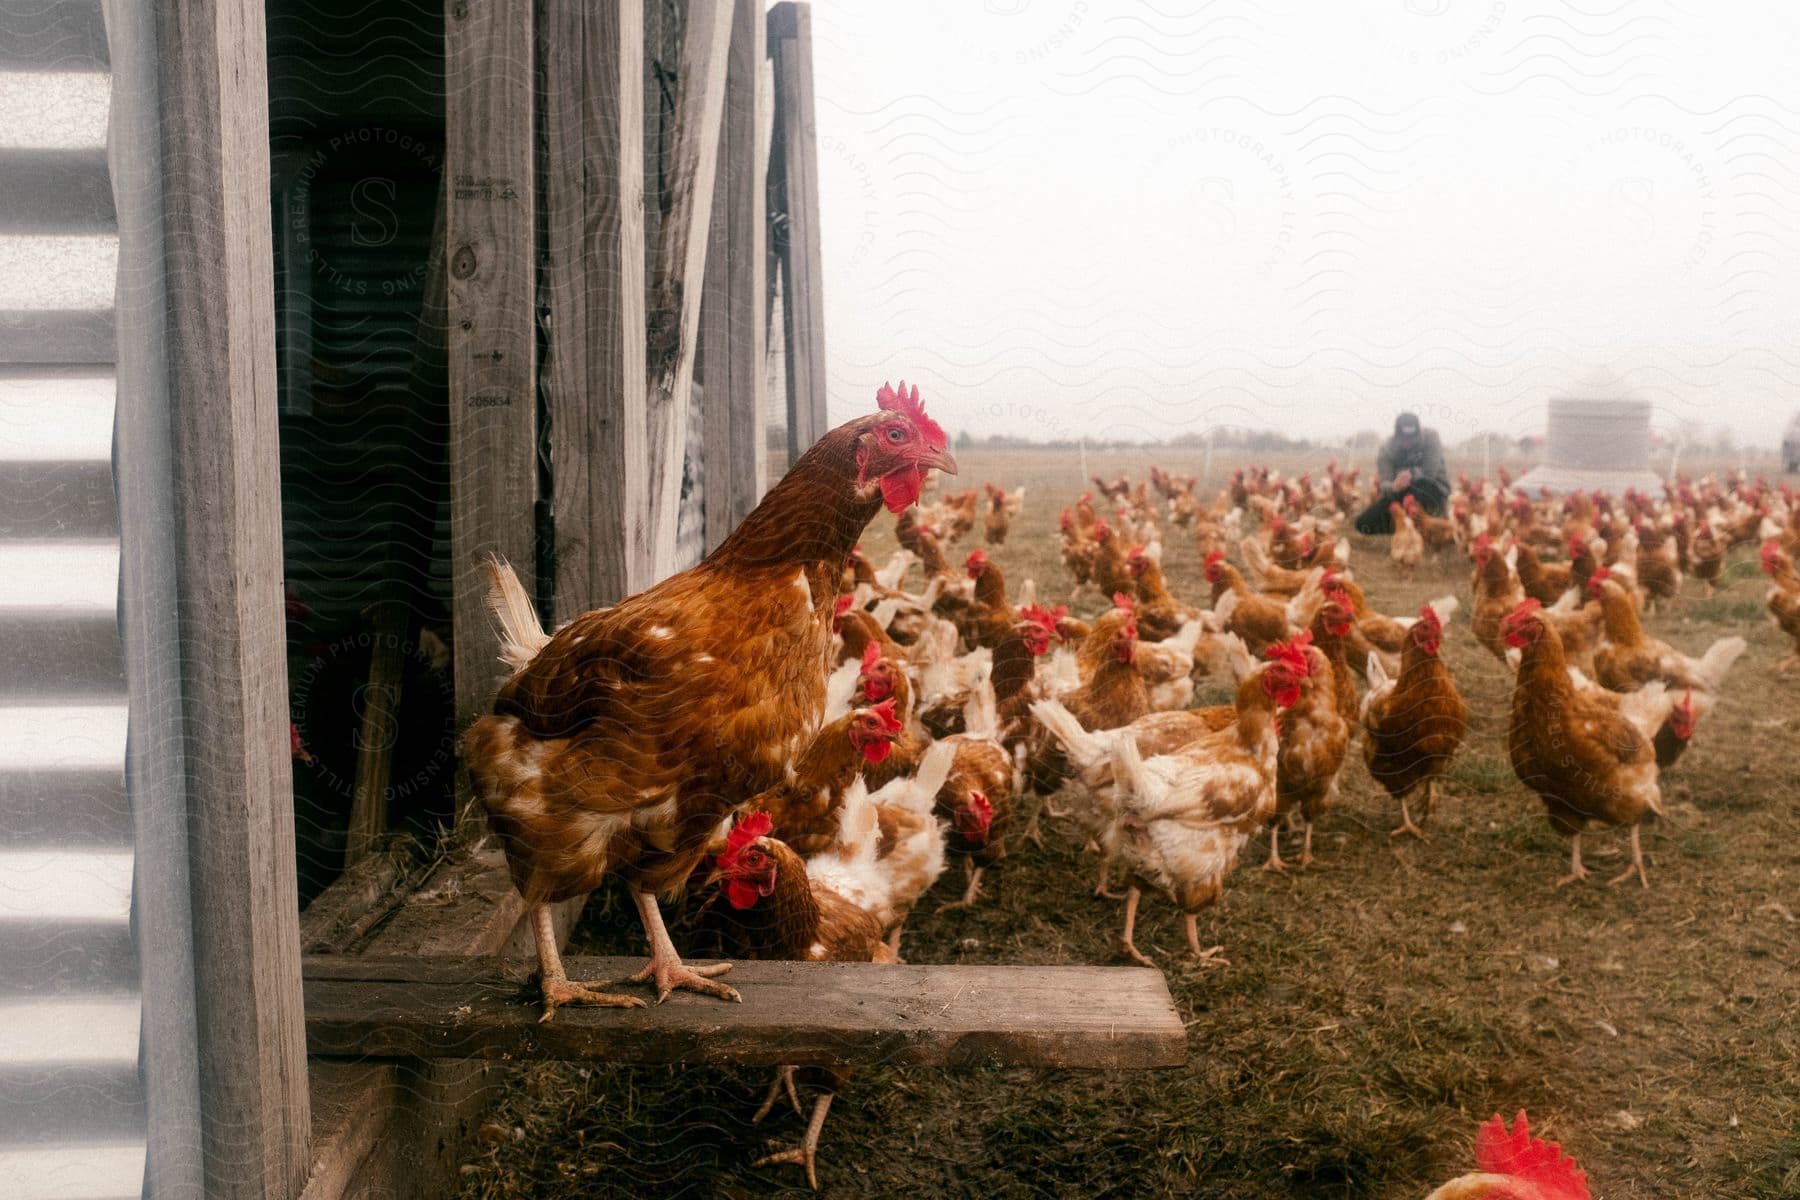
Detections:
[1694, 635, 1748, 691]
[483, 555, 550, 672]
[1028, 699, 1104, 771]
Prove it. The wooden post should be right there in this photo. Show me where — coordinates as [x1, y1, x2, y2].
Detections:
[766, 2, 827, 459]
[541, 0, 648, 615]
[644, 0, 734, 580]
[700, 0, 766, 552]
[446, 0, 538, 735]
[153, 0, 310, 1193]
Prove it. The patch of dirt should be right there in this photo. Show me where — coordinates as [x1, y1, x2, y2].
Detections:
[455, 451, 1800, 1199]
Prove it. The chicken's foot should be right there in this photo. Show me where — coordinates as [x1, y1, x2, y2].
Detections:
[1390, 794, 1427, 839]
[627, 889, 740, 1004]
[531, 904, 645, 1021]
[1120, 886, 1156, 967]
[1554, 833, 1591, 888]
[1605, 824, 1651, 889]
[751, 1066, 804, 1124]
[1182, 912, 1228, 967]
[938, 862, 985, 912]
[753, 1093, 834, 1191]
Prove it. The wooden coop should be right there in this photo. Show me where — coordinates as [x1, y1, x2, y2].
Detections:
[0, 2, 1184, 1199]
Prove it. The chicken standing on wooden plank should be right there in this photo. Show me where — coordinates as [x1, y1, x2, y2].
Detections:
[463, 384, 955, 1018]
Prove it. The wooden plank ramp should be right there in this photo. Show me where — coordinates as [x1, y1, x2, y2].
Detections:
[305, 956, 1188, 1070]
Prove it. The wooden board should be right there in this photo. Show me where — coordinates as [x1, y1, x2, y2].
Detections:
[304, 955, 1188, 1070]
[540, 0, 648, 615]
[766, 2, 828, 459]
[643, 0, 734, 580]
[446, 0, 538, 735]
[153, 0, 310, 1193]
[300, 853, 585, 1200]
[699, 0, 767, 552]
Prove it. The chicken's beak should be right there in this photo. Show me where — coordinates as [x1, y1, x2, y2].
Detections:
[923, 446, 958, 476]
[698, 866, 723, 890]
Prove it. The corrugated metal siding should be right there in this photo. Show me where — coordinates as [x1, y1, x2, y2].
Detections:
[0, 4, 147, 1194]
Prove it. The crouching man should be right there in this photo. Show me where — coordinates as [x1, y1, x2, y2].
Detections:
[1354, 411, 1449, 535]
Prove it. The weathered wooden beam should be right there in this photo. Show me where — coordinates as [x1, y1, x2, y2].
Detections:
[153, 0, 309, 1192]
[446, 0, 538, 737]
[699, 0, 767, 552]
[644, 0, 734, 580]
[541, 0, 648, 614]
[343, 601, 408, 866]
[766, 2, 827, 460]
[304, 955, 1189, 1070]
[299, 853, 585, 1200]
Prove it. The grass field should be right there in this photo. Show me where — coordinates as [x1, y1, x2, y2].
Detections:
[456, 449, 1800, 1199]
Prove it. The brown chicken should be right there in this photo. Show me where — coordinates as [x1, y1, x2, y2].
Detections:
[1502, 599, 1663, 888]
[1689, 519, 1725, 592]
[1126, 545, 1198, 642]
[1264, 633, 1352, 870]
[464, 383, 954, 1017]
[1588, 571, 1745, 695]
[1360, 602, 1468, 839]
[1514, 540, 1573, 605]
[701, 762, 947, 1188]
[754, 701, 904, 856]
[1762, 539, 1800, 667]
[1469, 533, 1523, 662]
[1024, 602, 1150, 799]
[1205, 550, 1292, 654]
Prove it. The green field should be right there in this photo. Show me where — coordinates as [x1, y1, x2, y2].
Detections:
[457, 449, 1800, 1199]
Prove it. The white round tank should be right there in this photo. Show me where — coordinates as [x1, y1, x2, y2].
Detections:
[1513, 396, 1664, 495]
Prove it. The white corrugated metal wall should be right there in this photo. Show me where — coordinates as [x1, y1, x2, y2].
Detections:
[0, 4, 149, 1198]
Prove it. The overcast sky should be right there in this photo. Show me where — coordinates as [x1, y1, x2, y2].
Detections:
[806, 2, 1800, 448]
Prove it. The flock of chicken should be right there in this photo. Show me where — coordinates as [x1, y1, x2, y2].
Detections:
[459, 385, 1793, 1190]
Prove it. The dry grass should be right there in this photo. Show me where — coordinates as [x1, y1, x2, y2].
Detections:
[455, 449, 1800, 1199]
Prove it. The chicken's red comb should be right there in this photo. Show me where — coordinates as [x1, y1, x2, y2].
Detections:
[1761, 539, 1783, 571]
[1112, 591, 1135, 612]
[1205, 549, 1224, 565]
[1127, 543, 1147, 562]
[1473, 1111, 1589, 1200]
[1263, 633, 1313, 677]
[868, 697, 902, 734]
[723, 810, 773, 860]
[875, 380, 946, 451]
[834, 593, 855, 617]
[1587, 566, 1612, 591]
[1505, 597, 1543, 624]
[965, 549, 989, 573]
[860, 641, 883, 674]
[1416, 602, 1443, 633]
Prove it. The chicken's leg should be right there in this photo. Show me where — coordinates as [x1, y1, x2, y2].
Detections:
[1606, 824, 1650, 889]
[1120, 886, 1156, 967]
[1262, 824, 1289, 871]
[1297, 821, 1318, 867]
[1555, 833, 1590, 888]
[1182, 911, 1228, 967]
[753, 1092, 835, 1191]
[1095, 856, 1126, 901]
[531, 904, 645, 1021]
[1390, 792, 1427, 839]
[627, 889, 740, 1004]
[938, 860, 985, 912]
[751, 1066, 804, 1124]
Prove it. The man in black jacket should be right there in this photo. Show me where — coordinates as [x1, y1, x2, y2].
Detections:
[1354, 412, 1450, 536]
